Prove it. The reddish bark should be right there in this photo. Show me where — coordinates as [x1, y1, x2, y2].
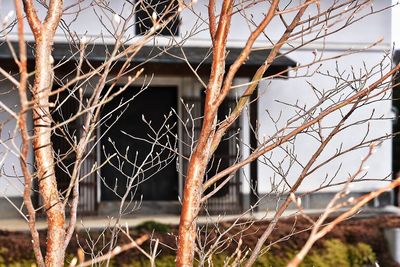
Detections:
[176, 1, 234, 266]
[15, 0, 44, 265]
[22, 0, 66, 266]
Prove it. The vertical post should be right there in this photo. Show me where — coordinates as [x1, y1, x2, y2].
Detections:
[250, 87, 258, 208]
[393, 50, 400, 206]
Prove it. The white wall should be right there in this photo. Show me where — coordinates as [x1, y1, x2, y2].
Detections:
[253, 1, 393, 194]
[182, 0, 392, 49]
[0, 1, 392, 48]
[0, 83, 26, 197]
[257, 50, 392, 193]
[393, 0, 400, 49]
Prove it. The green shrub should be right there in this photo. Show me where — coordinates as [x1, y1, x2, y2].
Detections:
[0, 238, 376, 267]
[251, 239, 376, 267]
[155, 255, 176, 267]
[302, 239, 376, 267]
[127, 239, 375, 267]
[303, 239, 351, 267]
[122, 255, 175, 267]
[135, 221, 171, 233]
[348, 242, 376, 267]
[0, 246, 35, 267]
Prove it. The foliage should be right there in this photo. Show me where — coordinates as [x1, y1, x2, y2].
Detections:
[302, 239, 376, 267]
[119, 239, 375, 267]
[0, 247, 35, 267]
[347, 242, 376, 267]
[0, 238, 378, 266]
[136, 221, 172, 233]
[248, 239, 375, 267]
[0, 218, 383, 266]
[0, 251, 80, 267]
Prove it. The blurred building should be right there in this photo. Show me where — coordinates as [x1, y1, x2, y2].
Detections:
[0, 1, 395, 218]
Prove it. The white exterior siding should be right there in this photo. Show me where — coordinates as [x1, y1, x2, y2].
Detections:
[181, 1, 391, 49]
[0, 84, 26, 197]
[258, 50, 392, 193]
[252, 0, 392, 194]
[1, 1, 391, 47]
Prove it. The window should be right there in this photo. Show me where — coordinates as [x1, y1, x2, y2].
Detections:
[135, 0, 180, 36]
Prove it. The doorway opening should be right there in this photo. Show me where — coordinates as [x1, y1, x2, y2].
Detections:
[100, 86, 179, 202]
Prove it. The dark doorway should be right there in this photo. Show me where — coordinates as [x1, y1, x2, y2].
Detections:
[100, 86, 178, 201]
[51, 90, 98, 215]
[181, 93, 242, 214]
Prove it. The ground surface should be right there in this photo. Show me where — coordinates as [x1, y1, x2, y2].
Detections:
[1, 213, 400, 266]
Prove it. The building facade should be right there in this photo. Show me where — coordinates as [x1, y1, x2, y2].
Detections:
[0, 0, 394, 218]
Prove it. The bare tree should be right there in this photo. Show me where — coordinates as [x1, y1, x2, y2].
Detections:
[0, 0, 399, 267]
[176, 1, 399, 266]
[2, 0, 185, 266]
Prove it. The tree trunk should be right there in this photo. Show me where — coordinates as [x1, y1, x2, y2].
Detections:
[23, 0, 66, 265]
[176, 2, 234, 265]
[32, 38, 66, 266]
[176, 144, 210, 266]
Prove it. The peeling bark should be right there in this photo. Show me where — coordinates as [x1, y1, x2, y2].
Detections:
[176, 1, 234, 266]
[23, 0, 66, 266]
[33, 34, 66, 267]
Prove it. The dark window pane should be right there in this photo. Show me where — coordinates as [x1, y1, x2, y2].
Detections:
[136, 0, 180, 36]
